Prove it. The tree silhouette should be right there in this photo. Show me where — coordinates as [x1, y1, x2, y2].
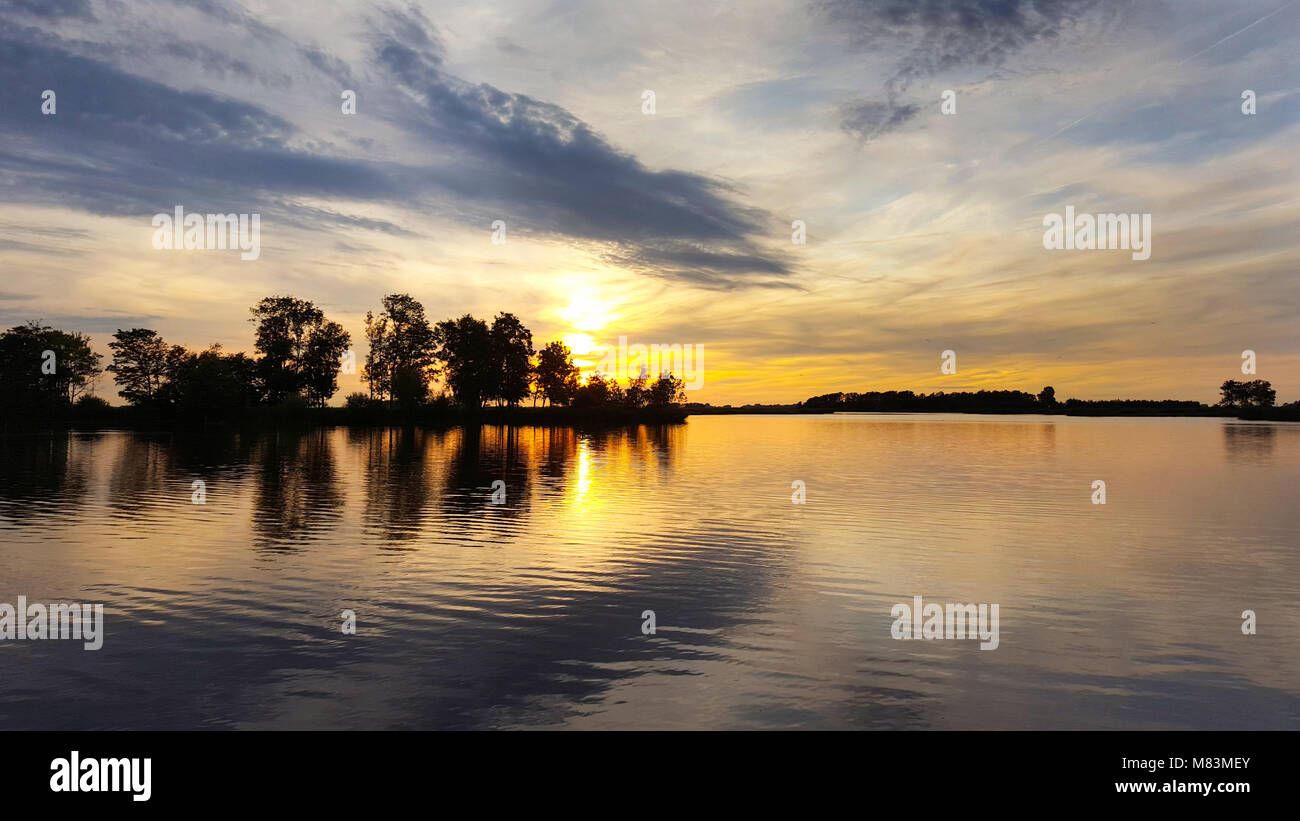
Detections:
[489, 312, 534, 407]
[574, 371, 623, 407]
[158, 344, 261, 420]
[107, 328, 172, 406]
[1, 305, 699, 427]
[301, 320, 351, 407]
[0, 321, 101, 415]
[250, 296, 350, 406]
[432, 314, 493, 409]
[534, 340, 579, 407]
[623, 373, 649, 408]
[363, 294, 437, 405]
[1218, 379, 1275, 409]
[648, 374, 687, 406]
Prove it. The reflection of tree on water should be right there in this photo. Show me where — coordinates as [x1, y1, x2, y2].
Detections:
[354, 426, 439, 546]
[442, 426, 532, 518]
[1039, 422, 1056, 451]
[580, 424, 682, 487]
[0, 433, 92, 527]
[168, 430, 254, 474]
[252, 429, 340, 548]
[342, 423, 683, 546]
[627, 423, 682, 475]
[1223, 423, 1276, 461]
[534, 426, 579, 481]
[107, 433, 174, 517]
[427, 427, 535, 550]
[108, 430, 255, 522]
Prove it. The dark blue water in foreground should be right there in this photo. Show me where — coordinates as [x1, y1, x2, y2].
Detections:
[1, 415, 1296, 729]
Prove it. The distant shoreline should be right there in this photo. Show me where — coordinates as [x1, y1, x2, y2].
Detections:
[688, 384, 1299, 422]
[685, 404, 1300, 422]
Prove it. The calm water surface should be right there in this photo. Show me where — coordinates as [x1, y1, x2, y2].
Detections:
[0, 414, 1296, 729]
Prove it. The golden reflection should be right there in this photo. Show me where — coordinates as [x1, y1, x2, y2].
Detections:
[572, 435, 592, 508]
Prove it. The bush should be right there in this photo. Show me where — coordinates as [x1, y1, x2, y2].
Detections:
[270, 394, 312, 427]
[74, 394, 112, 412]
[344, 392, 384, 424]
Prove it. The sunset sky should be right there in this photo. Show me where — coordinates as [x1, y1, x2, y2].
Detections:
[1, 0, 1297, 405]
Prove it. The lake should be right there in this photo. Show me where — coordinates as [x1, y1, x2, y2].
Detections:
[1, 414, 1296, 729]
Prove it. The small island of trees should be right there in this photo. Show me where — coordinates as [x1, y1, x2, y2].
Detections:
[0, 293, 687, 432]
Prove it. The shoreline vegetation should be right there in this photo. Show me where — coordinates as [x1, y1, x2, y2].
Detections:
[37, 401, 691, 432]
[690, 382, 1299, 422]
[13, 385, 1295, 434]
[1, 291, 1295, 432]
[1, 292, 695, 435]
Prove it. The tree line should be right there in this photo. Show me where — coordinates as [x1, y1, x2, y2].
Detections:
[801, 381, 1291, 415]
[0, 293, 686, 424]
[802, 388, 1056, 412]
[356, 293, 681, 410]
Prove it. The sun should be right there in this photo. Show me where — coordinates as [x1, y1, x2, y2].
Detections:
[557, 290, 615, 378]
[560, 291, 611, 333]
[563, 333, 599, 357]
[563, 332, 598, 356]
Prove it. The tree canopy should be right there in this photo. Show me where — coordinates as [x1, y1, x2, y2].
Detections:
[107, 328, 171, 406]
[432, 314, 493, 409]
[534, 340, 580, 407]
[1218, 379, 1275, 409]
[364, 293, 437, 405]
[0, 321, 102, 415]
[1, 296, 695, 425]
[250, 296, 350, 406]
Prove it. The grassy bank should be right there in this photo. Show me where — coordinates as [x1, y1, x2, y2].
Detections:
[1, 401, 689, 434]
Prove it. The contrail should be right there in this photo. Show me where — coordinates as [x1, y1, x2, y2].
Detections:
[1037, 114, 1092, 144]
[1177, 2, 1295, 66]
[1038, 2, 1294, 143]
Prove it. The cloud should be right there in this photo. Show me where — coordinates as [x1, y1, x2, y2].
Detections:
[840, 98, 921, 142]
[160, 41, 289, 87]
[0, 239, 86, 255]
[827, 0, 1124, 139]
[601, 242, 796, 290]
[300, 45, 357, 87]
[0, 0, 94, 21]
[362, 6, 790, 286]
[827, 0, 1121, 90]
[0, 5, 790, 288]
[375, 57, 709, 243]
[0, 32, 406, 218]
